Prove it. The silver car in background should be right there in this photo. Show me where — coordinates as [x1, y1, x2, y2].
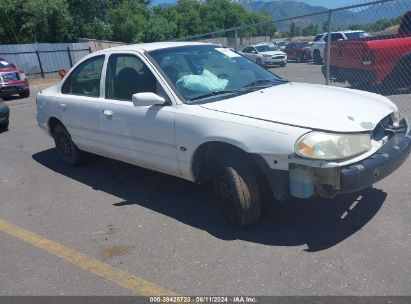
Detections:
[240, 43, 287, 67]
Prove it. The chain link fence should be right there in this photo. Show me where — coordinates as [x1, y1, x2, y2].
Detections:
[178, 0, 410, 100]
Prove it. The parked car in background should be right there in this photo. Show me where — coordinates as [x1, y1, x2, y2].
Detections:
[0, 58, 30, 98]
[0, 98, 10, 130]
[324, 11, 411, 92]
[283, 41, 312, 62]
[36, 42, 410, 227]
[240, 43, 287, 67]
[311, 30, 371, 64]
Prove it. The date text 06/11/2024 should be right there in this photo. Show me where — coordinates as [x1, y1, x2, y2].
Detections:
[149, 296, 257, 303]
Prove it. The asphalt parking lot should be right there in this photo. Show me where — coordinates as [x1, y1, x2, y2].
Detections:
[0, 63, 410, 296]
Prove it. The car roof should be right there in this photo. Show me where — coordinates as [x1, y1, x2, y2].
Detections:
[93, 41, 217, 55]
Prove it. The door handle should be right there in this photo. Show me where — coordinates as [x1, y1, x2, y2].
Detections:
[59, 103, 67, 111]
[103, 110, 113, 117]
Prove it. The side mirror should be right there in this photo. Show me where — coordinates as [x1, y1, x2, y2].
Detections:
[132, 92, 166, 107]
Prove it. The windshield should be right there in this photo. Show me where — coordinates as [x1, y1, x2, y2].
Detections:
[313, 34, 324, 42]
[149, 45, 285, 103]
[345, 31, 371, 40]
[255, 44, 279, 52]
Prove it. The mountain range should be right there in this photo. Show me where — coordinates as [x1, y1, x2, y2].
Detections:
[159, 0, 410, 31]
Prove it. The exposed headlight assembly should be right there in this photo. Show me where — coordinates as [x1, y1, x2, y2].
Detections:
[391, 110, 400, 128]
[295, 132, 371, 160]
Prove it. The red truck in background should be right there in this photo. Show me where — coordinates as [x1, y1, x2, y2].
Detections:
[0, 57, 30, 98]
[323, 11, 411, 92]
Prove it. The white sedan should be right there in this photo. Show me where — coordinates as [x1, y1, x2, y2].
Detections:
[36, 42, 410, 227]
[239, 43, 287, 67]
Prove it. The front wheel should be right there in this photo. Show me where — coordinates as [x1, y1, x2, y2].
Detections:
[313, 50, 322, 64]
[256, 58, 263, 66]
[53, 124, 85, 166]
[19, 89, 30, 98]
[0, 121, 9, 130]
[213, 153, 261, 227]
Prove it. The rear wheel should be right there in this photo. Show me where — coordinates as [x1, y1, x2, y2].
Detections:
[53, 123, 85, 166]
[313, 50, 322, 64]
[296, 54, 305, 63]
[383, 58, 411, 93]
[213, 153, 261, 227]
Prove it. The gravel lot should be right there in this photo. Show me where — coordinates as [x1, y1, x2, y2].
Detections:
[0, 63, 410, 296]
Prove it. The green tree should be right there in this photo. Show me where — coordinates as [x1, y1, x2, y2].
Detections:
[288, 22, 301, 37]
[301, 23, 318, 36]
[144, 11, 178, 42]
[0, 0, 73, 43]
[107, 0, 149, 43]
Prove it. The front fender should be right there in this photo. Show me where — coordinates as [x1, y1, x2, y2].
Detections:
[174, 105, 310, 180]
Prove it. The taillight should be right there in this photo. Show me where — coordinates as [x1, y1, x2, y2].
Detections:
[361, 49, 374, 66]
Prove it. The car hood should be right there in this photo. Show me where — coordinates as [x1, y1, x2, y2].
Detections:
[259, 50, 286, 56]
[200, 82, 397, 132]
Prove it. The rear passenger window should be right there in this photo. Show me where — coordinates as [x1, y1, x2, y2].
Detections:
[62, 55, 104, 97]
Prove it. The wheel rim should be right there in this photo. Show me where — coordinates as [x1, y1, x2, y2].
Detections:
[58, 132, 72, 157]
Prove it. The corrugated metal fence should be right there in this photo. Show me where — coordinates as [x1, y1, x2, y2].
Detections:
[0, 43, 91, 79]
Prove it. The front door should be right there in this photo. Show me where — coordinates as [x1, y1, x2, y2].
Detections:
[98, 53, 180, 176]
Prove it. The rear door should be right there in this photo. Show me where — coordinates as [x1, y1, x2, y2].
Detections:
[59, 55, 106, 153]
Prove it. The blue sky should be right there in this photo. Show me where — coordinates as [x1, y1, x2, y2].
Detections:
[151, 0, 357, 8]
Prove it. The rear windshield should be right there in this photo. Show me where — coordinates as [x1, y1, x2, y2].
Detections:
[345, 31, 370, 40]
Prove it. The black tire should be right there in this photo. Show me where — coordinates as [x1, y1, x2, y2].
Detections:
[256, 58, 263, 66]
[279, 62, 286, 67]
[19, 89, 30, 98]
[53, 123, 85, 166]
[313, 50, 322, 64]
[383, 58, 411, 93]
[0, 121, 9, 130]
[213, 153, 261, 227]
[296, 54, 305, 63]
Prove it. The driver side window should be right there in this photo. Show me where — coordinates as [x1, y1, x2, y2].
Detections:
[105, 54, 157, 101]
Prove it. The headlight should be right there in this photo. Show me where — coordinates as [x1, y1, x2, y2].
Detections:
[391, 110, 400, 128]
[295, 132, 371, 160]
[263, 54, 272, 57]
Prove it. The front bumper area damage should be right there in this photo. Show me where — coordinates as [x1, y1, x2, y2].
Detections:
[289, 119, 410, 199]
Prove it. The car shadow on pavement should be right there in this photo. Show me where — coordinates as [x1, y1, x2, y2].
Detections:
[33, 148, 387, 252]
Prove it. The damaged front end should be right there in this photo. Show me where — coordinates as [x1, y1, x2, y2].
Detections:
[288, 117, 410, 199]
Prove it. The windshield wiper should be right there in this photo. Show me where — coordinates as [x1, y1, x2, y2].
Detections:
[189, 90, 242, 101]
[242, 79, 286, 88]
